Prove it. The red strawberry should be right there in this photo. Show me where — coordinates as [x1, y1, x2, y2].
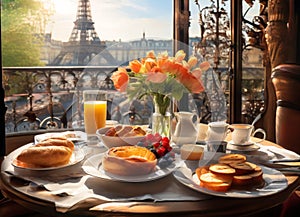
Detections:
[153, 142, 160, 148]
[145, 134, 154, 141]
[161, 141, 170, 148]
[161, 137, 169, 143]
[157, 147, 166, 157]
[153, 133, 162, 142]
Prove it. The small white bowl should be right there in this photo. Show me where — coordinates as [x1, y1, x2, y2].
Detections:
[96, 126, 145, 149]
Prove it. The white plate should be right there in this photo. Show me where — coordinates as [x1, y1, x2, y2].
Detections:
[34, 131, 87, 143]
[12, 148, 85, 171]
[82, 152, 182, 182]
[228, 140, 255, 146]
[227, 143, 260, 152]
[173, 165, 288, 198]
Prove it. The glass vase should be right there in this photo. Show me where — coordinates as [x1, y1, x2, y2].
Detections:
[152, 102, 171, 138]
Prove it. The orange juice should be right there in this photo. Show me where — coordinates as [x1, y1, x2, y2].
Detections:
[84, 101, 107, 134]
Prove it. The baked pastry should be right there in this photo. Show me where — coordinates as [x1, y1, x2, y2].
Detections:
[195, 166, 210, 178]
[199, 172, 232, 192]
[115, 125, 134, 137]
[196, 154, 264, 192]
[209, 164, 236, 176]
[16, 146, 72, 168]
[180, 144, 204, 160]
[36, 137, 75, 151]
[105, 127, 117, 136]
[102, 146, 157, 176]
[125, 126, 147, 137]
[218, 153, 246, 164]
[104, 125, 146, 137]
[15, 136, 75, 168]
[228, 161, 257, 175]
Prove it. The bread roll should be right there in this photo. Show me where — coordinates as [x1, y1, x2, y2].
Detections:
[37, 137, 75, 151]
[102, 146, 157, 176]
[180, 144, 204, 160]
[16, 146, 72, 168]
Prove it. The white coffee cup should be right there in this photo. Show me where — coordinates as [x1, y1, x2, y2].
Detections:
[230, 124, 266, 145]
[206, 121, 230, 141]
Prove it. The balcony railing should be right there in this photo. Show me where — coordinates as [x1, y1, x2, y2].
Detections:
[3, 66, 117, 133]
[3, 66, 264, 135]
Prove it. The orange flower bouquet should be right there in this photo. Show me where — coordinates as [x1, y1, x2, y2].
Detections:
[111, 50, 210, 136]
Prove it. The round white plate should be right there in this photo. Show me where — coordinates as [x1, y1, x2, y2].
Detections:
[228, 140, 255, 146]
[82, 152, 182, 182]
[34, 131, 87, 143]
[227, 143, 260, 152]
[173, 165, 288, 198]
[12, 148, 85, 171]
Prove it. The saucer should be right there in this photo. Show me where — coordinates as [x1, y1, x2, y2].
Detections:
[227, 143, 260, 152]
[228, 140, 255, 147]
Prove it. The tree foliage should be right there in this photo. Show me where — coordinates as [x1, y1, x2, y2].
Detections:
[1, 0, 53, 66]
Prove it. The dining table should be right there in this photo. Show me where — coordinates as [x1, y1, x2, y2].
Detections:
[1, 124, 300, 217]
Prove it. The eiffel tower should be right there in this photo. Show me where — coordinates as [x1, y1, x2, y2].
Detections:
[49, 0, 117, 66]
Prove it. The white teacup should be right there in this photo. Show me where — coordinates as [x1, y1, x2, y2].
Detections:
[206, 121, 230, 141]
[230, 124, 266, 145]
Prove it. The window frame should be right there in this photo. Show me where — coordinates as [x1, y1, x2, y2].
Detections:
[0, 0, 245, 156]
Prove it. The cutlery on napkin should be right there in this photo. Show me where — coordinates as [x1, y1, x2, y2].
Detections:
[271, 159, 300, 167]
[244, 145, 300, 175]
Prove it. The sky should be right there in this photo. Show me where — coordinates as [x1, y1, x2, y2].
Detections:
[46, 0, 259, 42]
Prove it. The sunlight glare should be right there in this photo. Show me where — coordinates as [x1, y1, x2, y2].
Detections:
[52, 0, 74, 15]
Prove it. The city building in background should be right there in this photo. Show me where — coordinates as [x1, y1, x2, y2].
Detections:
[3, 0, 265, 133]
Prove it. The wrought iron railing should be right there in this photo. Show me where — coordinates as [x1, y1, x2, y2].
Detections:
[3, 66, 264, 134]
[3, 66, 117, 133]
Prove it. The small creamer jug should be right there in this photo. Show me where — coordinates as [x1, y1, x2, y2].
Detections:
[172, 111, 198, 145]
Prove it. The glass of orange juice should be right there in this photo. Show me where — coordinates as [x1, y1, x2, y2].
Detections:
[83, 90, 107, 137]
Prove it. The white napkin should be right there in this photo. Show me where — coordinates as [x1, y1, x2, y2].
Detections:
[244, 144, 300, 163]
[260, 145, 300, 161]
[2, 144, 209, 213]
[42, 176, 90, 196]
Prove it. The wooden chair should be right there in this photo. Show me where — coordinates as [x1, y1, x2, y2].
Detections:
[271, 64, 300, 155]
[272, 64, 300, 217]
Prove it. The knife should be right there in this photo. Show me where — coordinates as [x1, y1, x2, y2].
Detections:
[272, 158, 300, 163]
[271, 161, 300, 167]
[275, 167, 300, 175]
[272, 158, 300, 165]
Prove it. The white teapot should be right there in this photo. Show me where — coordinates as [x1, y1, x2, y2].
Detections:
[172, 111, 199, 145]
